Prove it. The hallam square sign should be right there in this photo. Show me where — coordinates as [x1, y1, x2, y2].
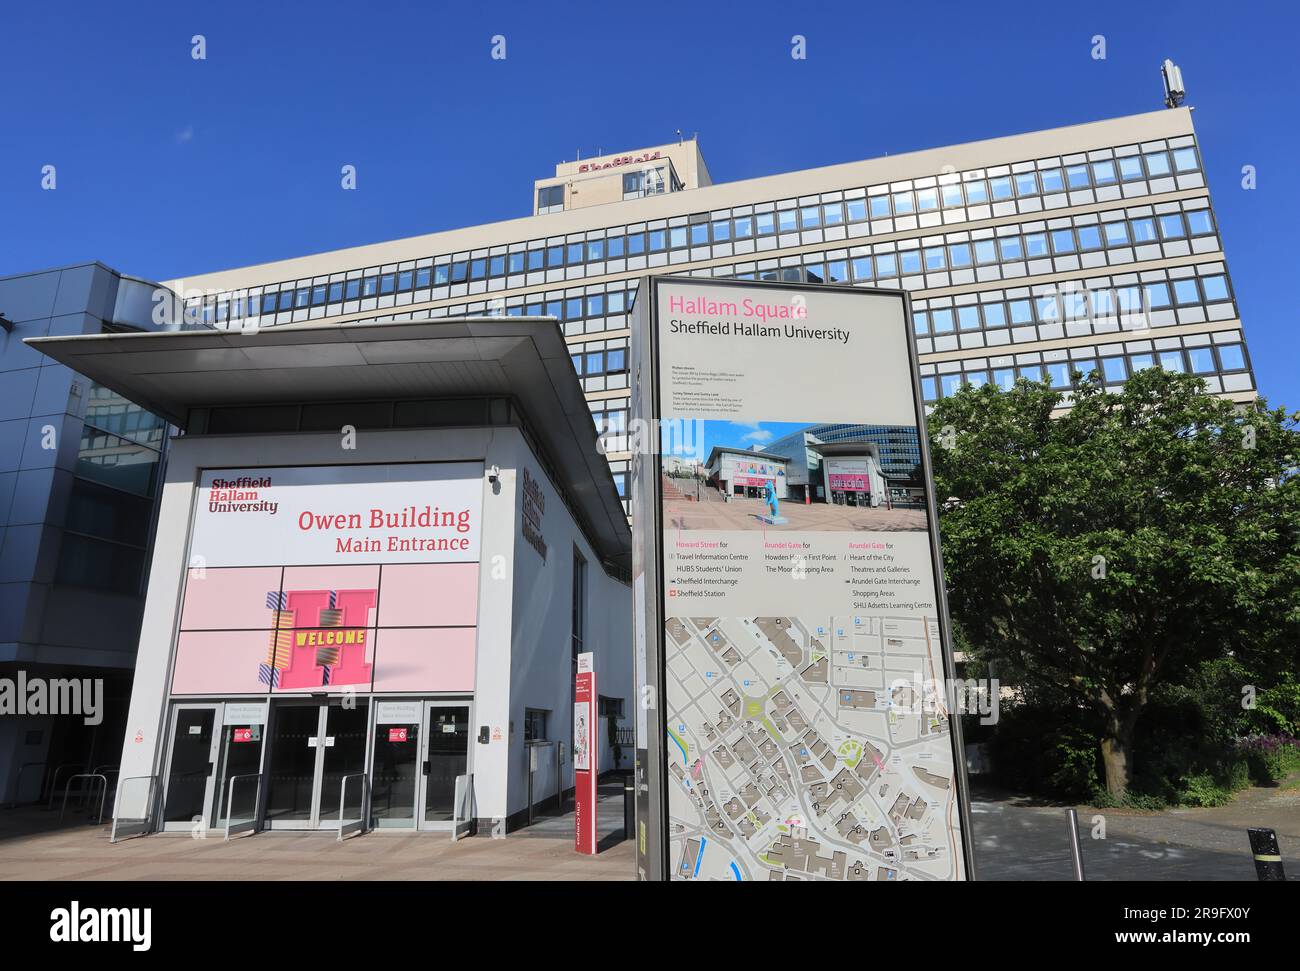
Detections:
[630, 277, 975, 882]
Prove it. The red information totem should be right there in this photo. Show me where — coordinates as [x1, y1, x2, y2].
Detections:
[574, 651, 597, 854]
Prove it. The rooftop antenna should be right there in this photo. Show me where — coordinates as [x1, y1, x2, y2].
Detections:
[1162, 58, 1186, 108]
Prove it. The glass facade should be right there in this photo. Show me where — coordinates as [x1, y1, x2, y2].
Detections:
[179, 126, 1253, 517]
[54, 385, 165, 595]
[766, 424, 923, 484]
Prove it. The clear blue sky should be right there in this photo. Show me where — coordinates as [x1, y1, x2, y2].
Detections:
[2, 1, 1296, 405]
[664, 421, 811, 460]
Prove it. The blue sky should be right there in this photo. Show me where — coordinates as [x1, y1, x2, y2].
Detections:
[2, 1, 1297, 404]
[664, 421, 811, 460]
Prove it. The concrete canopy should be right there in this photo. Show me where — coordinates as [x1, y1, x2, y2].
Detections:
[27, 316, 630, 572]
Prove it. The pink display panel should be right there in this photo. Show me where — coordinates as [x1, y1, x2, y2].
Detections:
[376, 564, 479, 627]
[172, 631, 275, 695]
[174, 561, 478, 696]
[827, 474, 870, 492]
[371, 627, 477, 693]
[179, 567, 283, 630]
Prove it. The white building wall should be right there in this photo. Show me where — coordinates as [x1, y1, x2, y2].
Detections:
[115, 426, 511, 818]
[114, 422, 629, 828]
[506, 432, 631, 824]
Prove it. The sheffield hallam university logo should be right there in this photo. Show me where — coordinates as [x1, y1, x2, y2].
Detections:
[260, 588, 377, 689]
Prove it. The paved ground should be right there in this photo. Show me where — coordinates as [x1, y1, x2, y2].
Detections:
[663, 495, 928, 532]
[0, 785, 633, 881]
[971, 778, 1300, 881]
[2, 777, 1293, 880]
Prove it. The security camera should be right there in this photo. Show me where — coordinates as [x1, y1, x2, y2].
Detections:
[488, 465, 500, 484]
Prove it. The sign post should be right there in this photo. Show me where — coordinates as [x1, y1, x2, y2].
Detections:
[630, 277, 975, 882]
[574, 651, 598, 854]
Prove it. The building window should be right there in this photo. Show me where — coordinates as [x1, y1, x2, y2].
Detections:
[537, 185, 564, 214]
[524, 708, 549, 742]
[572, 547, 587, 661]
[599, 697, 624, 720]
[622, 167, 666, 200]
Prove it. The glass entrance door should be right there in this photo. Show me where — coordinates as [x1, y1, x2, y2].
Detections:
[371, 701, 422, 829]
[264, 700, 371, 830]
[212, 705, 267, 829]
[420, 702, 471, 830]
[161, 705, 220, 832]
[264, 704, 320, 827]
[318, 701, 370, 826]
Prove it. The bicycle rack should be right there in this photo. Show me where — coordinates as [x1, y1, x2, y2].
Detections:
[60, 773, 109, 825]
[45, 762, 86, 809]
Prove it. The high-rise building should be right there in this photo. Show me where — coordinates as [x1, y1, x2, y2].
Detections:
[165, 106, 1255, 523]
[0, 264, 186, 802]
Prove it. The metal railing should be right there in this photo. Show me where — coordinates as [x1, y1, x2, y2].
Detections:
[452, 773, 474, 841]
[60, 773, 108, 825]
[337, 774, 369, 841]
[110, 775, 158, 843]
[224, 774, 263, 841]
[45, 762, 86, 809]
[525, 740, 561, 826]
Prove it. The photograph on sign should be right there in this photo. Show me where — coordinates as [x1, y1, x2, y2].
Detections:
[661, 419, 927, 532]
[573, 703, 591, 772]
[636, 277, 973, 882]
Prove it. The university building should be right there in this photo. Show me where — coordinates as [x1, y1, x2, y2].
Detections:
[168, 103, 1255, 525]
[0, 96, 1258, 831]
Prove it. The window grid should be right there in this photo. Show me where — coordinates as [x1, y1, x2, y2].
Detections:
[191, 136, 1205, 327]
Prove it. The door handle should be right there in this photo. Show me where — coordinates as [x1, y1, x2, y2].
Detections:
[207, 761, 215, 777]
[421, 760, 430, 776]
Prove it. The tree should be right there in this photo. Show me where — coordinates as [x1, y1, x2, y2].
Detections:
[929, 368, 1300, 799]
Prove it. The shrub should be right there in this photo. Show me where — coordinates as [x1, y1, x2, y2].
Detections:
[1177, 772, 1238, 808]
[1237, 735, 1300, 785]
[984, 703, 1102, 801]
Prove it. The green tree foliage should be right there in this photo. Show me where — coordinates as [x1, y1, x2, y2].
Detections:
[929, 368, 1300, 799]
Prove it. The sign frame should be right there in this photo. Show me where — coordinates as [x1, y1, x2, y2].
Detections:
[629, 275, 977, 881]
[574, 651, 598, 855]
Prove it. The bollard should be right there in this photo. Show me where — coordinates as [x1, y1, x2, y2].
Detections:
[1247, 828, 1287, 881]
[623, 776, 635, 840]
[1066, 808, 1086, 881]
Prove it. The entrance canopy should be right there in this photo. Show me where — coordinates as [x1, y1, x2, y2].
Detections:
[28, 316, 630, 571]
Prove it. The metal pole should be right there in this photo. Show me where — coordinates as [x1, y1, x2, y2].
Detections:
[1248, 828, 1287, 881]
[623, 775, 635, 841]
[556, 742, 564, 813]
[1066, 808, 1086, 881]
